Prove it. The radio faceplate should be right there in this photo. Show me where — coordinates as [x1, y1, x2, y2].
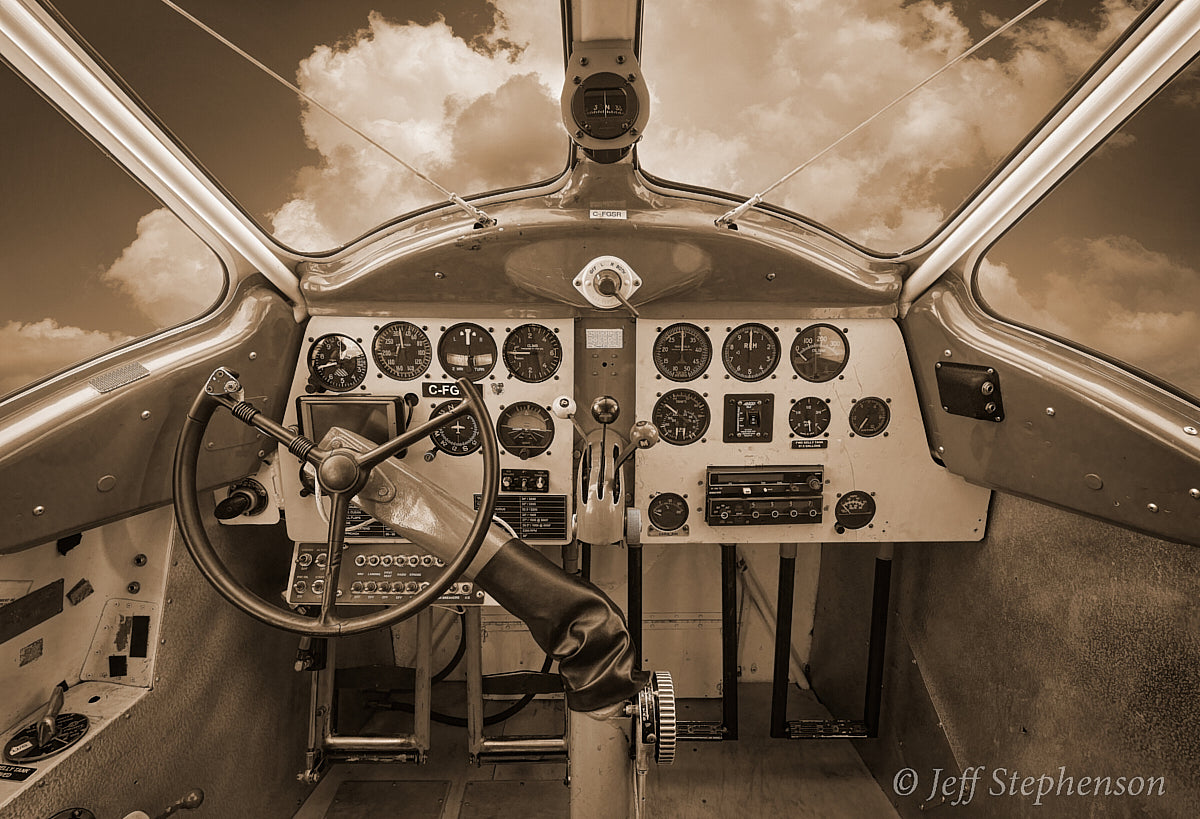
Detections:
[705, 465, 824, 526]
[286, 542, 484, 607]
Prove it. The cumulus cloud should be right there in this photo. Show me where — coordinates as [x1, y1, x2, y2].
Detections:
[978, 238, 1200, 396]
[100, 208, 225, 327]
[639, 0, 1142, 250]
[271, 2, 563, 249]
[0, 320, 131, 395]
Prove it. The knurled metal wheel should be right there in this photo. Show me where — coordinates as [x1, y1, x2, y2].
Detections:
[639, 670, 676, 765]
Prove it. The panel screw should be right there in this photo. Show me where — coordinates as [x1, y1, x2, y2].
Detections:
[984, 402, 997, 414]
[1147, 503, 1159, 513]
[33, 505, 45, 516]
[1185, 426, 1198, 436]
[943, 350, 952, 357]
[133, 554, 147, 567]
[141, 410, 151, 420]
[249, 352, 257, 360]
[127, 582, 141, 594]
[981, 382, 994, 396]
[1190, 488, 1199, 499]
[1045, 408, 1055, 416]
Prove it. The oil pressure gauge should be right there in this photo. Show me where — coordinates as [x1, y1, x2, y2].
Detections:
[652, 389, 710, 445]
[849, 397, 890, 437]
[308, 334, 368, 392]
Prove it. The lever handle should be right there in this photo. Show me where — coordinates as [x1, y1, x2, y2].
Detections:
[36, 681, 67, 746]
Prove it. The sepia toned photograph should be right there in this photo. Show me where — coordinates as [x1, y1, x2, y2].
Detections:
[1, 1, 1197, 817]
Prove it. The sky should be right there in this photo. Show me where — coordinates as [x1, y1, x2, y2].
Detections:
[0, 0, 1197, 399]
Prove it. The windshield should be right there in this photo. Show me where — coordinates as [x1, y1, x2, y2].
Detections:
[48, 0, 566, 253]
[639, 0, 1148, 253]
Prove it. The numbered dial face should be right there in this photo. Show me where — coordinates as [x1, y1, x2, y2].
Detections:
[438, 323, 497, 381]
[722, 323, 780, 381]
[849, 397, 891, 437]
[791, 324, 849, 382]
[648, 493, 689, 532]
[428, 400, 481, 456]
[652, 389, 710, 446]
[373, 321, 432, 380]
[503, 324, 562, 383]
[308, 334, 368, 391]
[652, 323, 712, 381]
[496, 401, 555, 459]
[789, 397, 832, 438]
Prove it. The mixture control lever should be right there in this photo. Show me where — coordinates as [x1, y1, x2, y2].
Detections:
[616, 420, 659, 470]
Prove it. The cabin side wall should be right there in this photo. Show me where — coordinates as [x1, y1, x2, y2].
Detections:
[3, 517, 312, 819]
[810, 491, 1200, 817]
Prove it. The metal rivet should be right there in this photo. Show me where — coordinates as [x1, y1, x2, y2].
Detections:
[1190, 489, 1200, 499]
[1147, 503, 1159, 513]
[133, 554, 147, 567]
[765, 272, 776, 280]
[97, 475, 117, 492]
[1084, 474, 1103, 491]
[1185, 426, 1198, 436]
[943, 350, 952, 357]
[937, 446, 945, 454]
[1045, 408, 1055, 417]
[127, 582, 141, 594]
[141, 410, 151, 420]
[249, 352, 257, 360]
[434, 271, 445, 279]
[33, 505, 45, 516]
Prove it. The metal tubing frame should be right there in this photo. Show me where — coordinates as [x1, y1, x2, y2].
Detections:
[770, 545, 892, 739]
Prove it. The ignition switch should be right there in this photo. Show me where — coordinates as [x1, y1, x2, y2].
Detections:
[214, 478, 269, 520]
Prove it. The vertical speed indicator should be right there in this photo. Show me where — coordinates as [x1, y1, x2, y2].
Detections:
[652, 323, 712, 381]
[503, 324, 562, 383]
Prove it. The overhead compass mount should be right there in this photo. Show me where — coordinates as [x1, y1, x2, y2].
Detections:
[562, 40, 650, 163]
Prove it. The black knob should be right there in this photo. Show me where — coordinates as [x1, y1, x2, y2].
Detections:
[214, 489, 255, 520]
[591, 396, 620, 425]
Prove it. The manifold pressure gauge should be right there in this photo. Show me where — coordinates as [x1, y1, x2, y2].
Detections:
[653, 323, 711, 381]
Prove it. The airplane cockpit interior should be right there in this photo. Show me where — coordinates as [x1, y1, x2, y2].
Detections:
[2, 0, 1199, 816]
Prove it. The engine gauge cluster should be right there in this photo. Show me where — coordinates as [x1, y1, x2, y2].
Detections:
[635, 317, 990, 545]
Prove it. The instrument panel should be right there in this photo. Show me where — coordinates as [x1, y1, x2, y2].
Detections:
[634, 319, 990, 543]
[279, 317, 575, 546]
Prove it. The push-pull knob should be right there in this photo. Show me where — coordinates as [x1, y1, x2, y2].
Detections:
[120, 788, 204, 819]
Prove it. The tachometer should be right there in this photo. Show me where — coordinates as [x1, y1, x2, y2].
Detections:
[438, 323, 497, 381]
[496, 401, 555, 459]
[307, 334, 367, 392]
[428, 400, 481, 456]
[373, 321, 432, 380]
[722, 323, 779, 382]
[789, 397, 831, 437]
[652, 323, 711, 381]
[503, 324, 562, 383]
[849, 397, 890, 437]
[652, 389, 710, 446]
[790, 324, 849, 382]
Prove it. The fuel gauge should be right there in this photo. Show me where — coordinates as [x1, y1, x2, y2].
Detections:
[848, 397, 890, 437]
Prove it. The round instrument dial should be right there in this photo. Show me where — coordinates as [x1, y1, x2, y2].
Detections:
[722, 323, 779, 381]
[789, 397, 832, 438]
[373, 321, 432, 380]
[503, 324, 562, 383]
[648, 493, 689, 532]
[652, 323, 712, 381]
[835, 490, 876, 530]
[791, 324, 849, 382]
[308, 334, 368, 391]
[849, 397, 891, 437]
[428, 400, 481, 456]
[496, 402, 555, 459]
[438, 323, 497, 381]
[652, 389, 710, 446]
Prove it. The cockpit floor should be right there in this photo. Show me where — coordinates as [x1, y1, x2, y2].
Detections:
[296, 683, 897, 818]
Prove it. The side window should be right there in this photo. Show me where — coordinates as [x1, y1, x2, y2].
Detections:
[977, 59, 1200, 401]
[0, 65, 224, 398]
